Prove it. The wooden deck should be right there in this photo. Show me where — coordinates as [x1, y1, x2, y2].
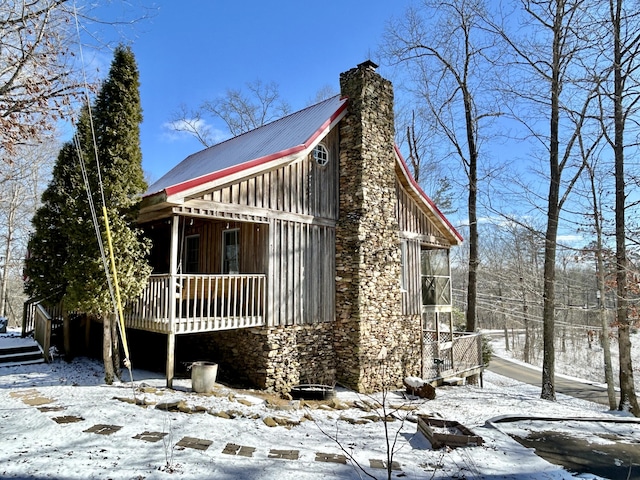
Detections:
[124, 274, 266, 334]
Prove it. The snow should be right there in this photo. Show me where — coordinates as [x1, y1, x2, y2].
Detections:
[487, 329, 640, 392]
[0, 328, 635, 479]
[403, 376, 425, 388]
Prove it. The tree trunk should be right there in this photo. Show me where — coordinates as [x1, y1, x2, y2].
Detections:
[540, 0, 565, 402]
[500, 285, 510, 351]
[0, 184, 18, 318]
[598, 270, 617, 410]
[103, 313, 114, 385]
[588, 163, 617, 410]
[612, 0, 639, 416]
[110, 313, 121, 381]
[464, 88, 478, 334]
[63, 305, 72, 362]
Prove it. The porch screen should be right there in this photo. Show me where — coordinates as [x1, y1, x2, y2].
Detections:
[223, 229, 240, 274]
[421, 248, 451, 306]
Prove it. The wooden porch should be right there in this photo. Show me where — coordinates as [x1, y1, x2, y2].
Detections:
[124, 273, 266, 334]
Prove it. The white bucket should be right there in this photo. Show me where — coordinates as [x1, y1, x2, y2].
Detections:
[191, 361, 218, 393]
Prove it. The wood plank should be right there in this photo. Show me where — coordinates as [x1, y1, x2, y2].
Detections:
[256, 174, 263, 209]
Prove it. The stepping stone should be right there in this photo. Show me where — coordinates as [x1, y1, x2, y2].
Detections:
[38, 406, 66, 412]
[268, 449, 299, 460]
[176, 436, 212, 451]
[22, 396, 54, 406]
[52, 415, 84, 424]
[222, 443, 255, 457]
[315, 452, 347, 464]
[10, 388, 39, 399]
[10, 389, 54, 406]
[133, 431, 168, 443]
[83, 424, 122, 435]
[369, 459, 402, 471]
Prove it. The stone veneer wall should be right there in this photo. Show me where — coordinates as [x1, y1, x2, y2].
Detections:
[334, 62, 422, 393]
[177, 323, 336, 393]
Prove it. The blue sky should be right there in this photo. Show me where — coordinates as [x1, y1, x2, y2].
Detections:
[99, 1, 413, 184]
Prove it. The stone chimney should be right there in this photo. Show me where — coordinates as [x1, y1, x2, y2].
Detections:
[334, 61, 406, 392]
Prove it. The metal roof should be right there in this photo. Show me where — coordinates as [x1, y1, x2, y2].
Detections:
[146, 95, 348, 196]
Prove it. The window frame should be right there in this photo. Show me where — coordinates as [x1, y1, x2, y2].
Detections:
[184, 234, 200, 274]
[222, 228, 240, 274]
[312, 143, 329, 167]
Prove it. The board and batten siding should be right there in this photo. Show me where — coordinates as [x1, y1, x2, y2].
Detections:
[187, 129, 340, 326]
[180, 219, 268, 274]
[267, 220, 335, 326]
[396, 179, 452, 316]
[199, 129, 339, 220]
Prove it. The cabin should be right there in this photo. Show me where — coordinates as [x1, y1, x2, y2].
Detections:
[24, 61, 483, 393]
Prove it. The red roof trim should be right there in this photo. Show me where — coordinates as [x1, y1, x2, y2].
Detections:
[394, 145, 464, 243]
[164, 144, 304, 197]
[162, 100, 349, 198]
[305, 100, 348, 146]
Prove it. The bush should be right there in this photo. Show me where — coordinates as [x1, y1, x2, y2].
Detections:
[482, 335, 493, 366]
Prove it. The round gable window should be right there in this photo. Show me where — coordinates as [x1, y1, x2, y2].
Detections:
[313, 143, 329, 167]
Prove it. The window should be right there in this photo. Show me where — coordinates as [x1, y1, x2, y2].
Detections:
[222, 229, 240, 274]
[184, 235, 200, 273]
[312, 143, 329, 166]
[421, 248, 451, 306]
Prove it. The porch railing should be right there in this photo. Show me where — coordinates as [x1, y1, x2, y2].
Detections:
[422, 330, 483, 381]
[22, 299, 64, 338]
[124, 274, 266, 334]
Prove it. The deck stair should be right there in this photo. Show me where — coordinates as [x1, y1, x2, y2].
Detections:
[0, 339, 45, 367]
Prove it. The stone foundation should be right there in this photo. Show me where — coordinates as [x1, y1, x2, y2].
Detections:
[178, 323, 336, 393]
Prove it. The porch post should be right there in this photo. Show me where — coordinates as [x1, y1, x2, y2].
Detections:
[170, 214, 179, 278]
[166, 214, 179, 388]
[166, 332, 175, 388]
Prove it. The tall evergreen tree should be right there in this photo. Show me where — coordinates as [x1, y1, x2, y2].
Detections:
[25, 141, 81, 303]
[26, 45, 150, 384]
[65, 45, 151, 384]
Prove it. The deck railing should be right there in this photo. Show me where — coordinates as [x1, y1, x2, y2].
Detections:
[22, 299, 64, 338]
[422, 330, 483, 381]
[124, 274, 266, 334]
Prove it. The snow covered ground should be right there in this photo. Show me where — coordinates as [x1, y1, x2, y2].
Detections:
[0, 329, 636, 480]
[489, 329, 640, 392]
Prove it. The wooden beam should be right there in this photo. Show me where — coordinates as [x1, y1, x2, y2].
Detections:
[170, 215, 179, 276]
[177, 199, 336, 227]
[166, 332, 175, 389]
[166, 215, 179, 388]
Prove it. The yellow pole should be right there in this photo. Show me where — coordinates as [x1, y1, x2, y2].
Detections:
[102, 206, 131, 367]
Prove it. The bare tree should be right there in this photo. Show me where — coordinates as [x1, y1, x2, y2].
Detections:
[487, 0, 599, 401]
[307, 84, 338, 105]
[582, 162, 618, 410]
[170, 80, 292, 146]
[382, 0, 503, 334]
[0, 0, 154, 158]
[599, 0, 640, 415]
[0, 140, 57, 322]
[398, 108, 456, 213]
[0, 0, 80, 156]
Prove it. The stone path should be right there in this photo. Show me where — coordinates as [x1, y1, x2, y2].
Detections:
[10, 387, 403, 473]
